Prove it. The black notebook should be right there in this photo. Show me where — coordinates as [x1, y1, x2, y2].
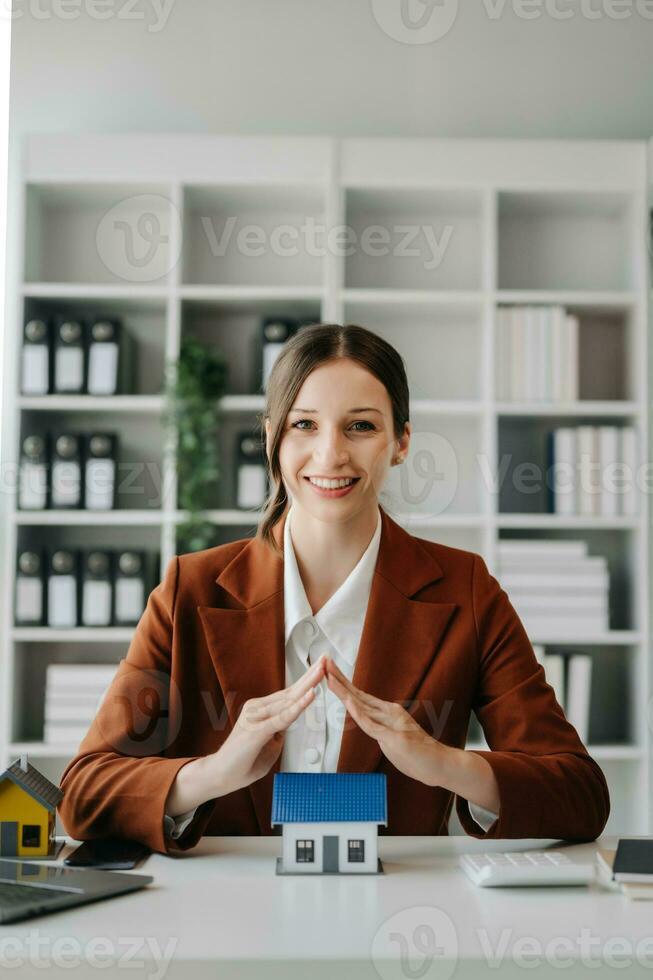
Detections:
[613, 839, 653, 882]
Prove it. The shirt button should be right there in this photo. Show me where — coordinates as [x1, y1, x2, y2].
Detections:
[305, 747, 321, 764]
[303, 621, 317, 637]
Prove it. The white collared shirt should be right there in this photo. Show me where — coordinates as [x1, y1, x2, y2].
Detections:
[164, 505, 498, 838]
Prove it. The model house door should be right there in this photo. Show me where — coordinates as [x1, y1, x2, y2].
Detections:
[323, 835, 339, 872]
[0, 821, 18, 855]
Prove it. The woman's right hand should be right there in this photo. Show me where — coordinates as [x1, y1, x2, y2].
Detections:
[208, 654, 328, 798]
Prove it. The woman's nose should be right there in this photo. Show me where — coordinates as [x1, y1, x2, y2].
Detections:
[313, 431, 349, 465]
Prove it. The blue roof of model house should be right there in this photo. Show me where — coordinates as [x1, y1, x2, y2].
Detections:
[271, 772, 387, 826]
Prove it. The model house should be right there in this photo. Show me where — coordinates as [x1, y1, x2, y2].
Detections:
[272, 772, 387, 874]
[0, 755, 63, 858]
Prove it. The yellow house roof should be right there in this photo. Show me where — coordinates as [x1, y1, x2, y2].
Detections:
[0, 759, 63, 812]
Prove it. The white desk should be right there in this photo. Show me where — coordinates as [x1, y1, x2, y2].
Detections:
[0, 835, 651, 978]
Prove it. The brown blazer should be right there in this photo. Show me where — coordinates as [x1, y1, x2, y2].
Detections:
[58, 506, 610, 854]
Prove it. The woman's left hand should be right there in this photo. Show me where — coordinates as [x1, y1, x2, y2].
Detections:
[325, 657, 446, 787]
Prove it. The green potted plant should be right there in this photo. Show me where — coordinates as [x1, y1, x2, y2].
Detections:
[164, 336, 229, 554]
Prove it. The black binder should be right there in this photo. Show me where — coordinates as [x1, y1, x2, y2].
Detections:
[81, 551, 113, 627]
[15, 550, 45, 626]
[21, 318, 51, 395]
[51, 433, 83, 509]
[53, 316, 86, 394]
[18, 434, 49, 511]
[47, 550, 80, 628]
[114, 551, 146, 625]
[84, 433, 117, 510]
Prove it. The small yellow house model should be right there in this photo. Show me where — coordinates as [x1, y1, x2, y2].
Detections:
[0, 755, 63, 858]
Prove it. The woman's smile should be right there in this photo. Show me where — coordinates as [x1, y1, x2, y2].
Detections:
[303, 476, 361, 498]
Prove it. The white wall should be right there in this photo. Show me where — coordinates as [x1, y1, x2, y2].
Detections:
[8, 0, 653, 140]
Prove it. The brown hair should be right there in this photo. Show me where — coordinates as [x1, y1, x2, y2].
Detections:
[255, 322, 410, 557]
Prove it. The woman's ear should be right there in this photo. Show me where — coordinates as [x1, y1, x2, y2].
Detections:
[395, 421, 411, 464]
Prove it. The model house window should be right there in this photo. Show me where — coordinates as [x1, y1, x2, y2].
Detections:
[348, 839, 365, 862]
[22, 825, 41, 848]
[296, 839, 314, 863]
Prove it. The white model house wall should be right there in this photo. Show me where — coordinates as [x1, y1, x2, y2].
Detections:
[282, 821, 379, 873]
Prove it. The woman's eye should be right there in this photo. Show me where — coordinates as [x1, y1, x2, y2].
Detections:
[291, 420, 374, 432]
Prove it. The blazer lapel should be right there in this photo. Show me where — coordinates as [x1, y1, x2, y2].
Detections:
[197, 506, 457, 832]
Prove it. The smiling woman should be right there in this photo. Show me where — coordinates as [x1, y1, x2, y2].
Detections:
[57, 323, 610, 855]
[260, 322, 411, 564]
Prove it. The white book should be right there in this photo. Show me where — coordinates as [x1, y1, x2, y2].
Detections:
[495, 306, 511, 401]
[46, 664, 117, 683]
[539, 307, 552, 401]
[598, 426, 620, 518]
[551, 427, 577, 516]
[498, 540, 588, 560]
[543, 653, 566, 711]
[525, 307, 539, 402]
[550, 306, 567, 403]
[577, 425, 599, 516]
[620, 427, 638, 517]
[564, 313, 579, 401]
[45, 692, 106, 707]
[510, 592, 607, 614]
[523, 612, 609, 634]
[566, 653, 592, 743]
[503, 573, 609, 592]
[499, 556, 607, 576]
[511, 307, 525, 401]
[45, 705, 98, 723]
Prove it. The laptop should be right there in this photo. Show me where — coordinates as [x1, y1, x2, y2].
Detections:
[0, 858, 153, 924]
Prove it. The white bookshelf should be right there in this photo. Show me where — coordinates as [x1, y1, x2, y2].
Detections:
[0, 135, 649, 836]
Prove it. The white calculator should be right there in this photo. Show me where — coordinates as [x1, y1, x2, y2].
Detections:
[459, 849, 595, 887]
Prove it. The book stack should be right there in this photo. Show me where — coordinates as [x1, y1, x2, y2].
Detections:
[496, 305, 578, 402]
[595, 841, 653, 901]
[43, 663, 117, 747]
[540, 650, 593, 742]
[497, 539, 610, 638]
[547, 425, 637, 517]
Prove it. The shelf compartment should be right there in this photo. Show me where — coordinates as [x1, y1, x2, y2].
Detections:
[343, 296, 484, 402]
[25, 183, 177, 286]
[496, 415, 640, 520]
[181, 184, 325, 287]
[10, 642, 122, 746]
[497, 190, 636, 292]
[497, 527, 639, 632]
[181, 294, 323, 397]
[382, 416, 485, 518]
[21, 294, 168, 397]
[344, 188, 484, 292]
[495, 302, 637, 403]
[18, 410, 166, 513]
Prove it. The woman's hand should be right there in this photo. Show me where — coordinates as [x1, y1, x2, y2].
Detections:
[325, 657, 446, 786]
[208, 654, 328, 798]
